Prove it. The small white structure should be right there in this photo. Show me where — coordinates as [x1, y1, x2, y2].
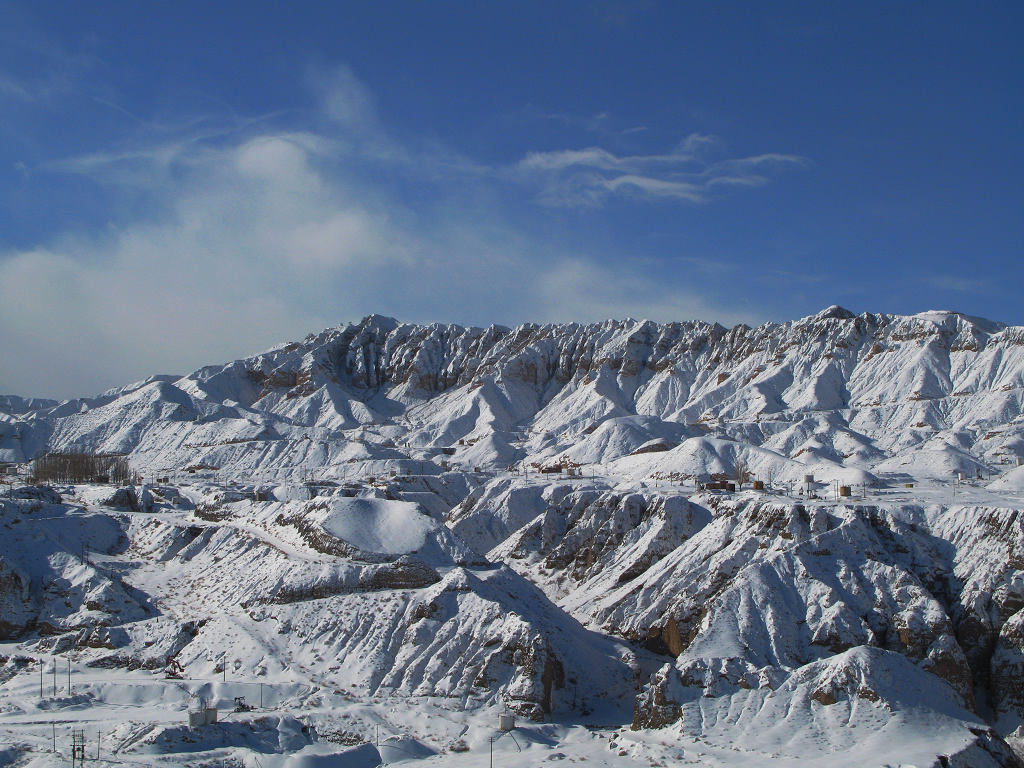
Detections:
[188, 705, 218, 727]
[498, 713, 515, 731]
[803, 474, 814, 484]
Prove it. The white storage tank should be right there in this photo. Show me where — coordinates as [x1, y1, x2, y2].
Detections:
[187, 705, 218, 727]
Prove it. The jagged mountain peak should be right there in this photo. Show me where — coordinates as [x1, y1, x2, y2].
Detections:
[815, 304, 856, 320]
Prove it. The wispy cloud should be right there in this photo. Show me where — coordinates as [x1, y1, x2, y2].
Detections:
[522, 106, 649, 138]
[924, 275, 988, 293]
[534, 257, 758, 327]
[0, 19, 108, 108]
[516, 135, 805, 207]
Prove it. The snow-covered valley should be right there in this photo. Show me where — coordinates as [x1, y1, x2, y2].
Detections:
[3, 306, 1024, 767]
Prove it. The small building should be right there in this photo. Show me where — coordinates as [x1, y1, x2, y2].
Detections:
[188, 706, 217, 727]
[701, 480, 733, 492]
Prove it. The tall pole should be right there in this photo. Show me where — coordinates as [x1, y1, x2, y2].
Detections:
[52, 657, 56, 697]
[40, 660, 43, 699]
[68, 657, 71, 694]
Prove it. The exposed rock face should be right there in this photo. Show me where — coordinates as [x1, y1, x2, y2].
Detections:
[101, 486, 139, 511]
[361, 556, 440, 591]
[0, 556, 35, 640]
[632, 663, 684, 729]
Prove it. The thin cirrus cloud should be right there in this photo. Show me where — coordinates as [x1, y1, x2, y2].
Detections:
[0, 65, 785, 398]
[924, 274, 989, 293]
[516, 139, 805, 207]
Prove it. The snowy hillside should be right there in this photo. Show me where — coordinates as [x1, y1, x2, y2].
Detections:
[3, 306, 1024, 767]
[2, 306, 1022, 483]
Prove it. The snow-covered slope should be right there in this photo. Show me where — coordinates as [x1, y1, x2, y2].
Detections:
[3, 306, 1024, 767]
[2, 306, 1022, 481]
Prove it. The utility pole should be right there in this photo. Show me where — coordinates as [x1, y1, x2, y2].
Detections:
[40, 659, 43, 699]
[97, 729, 101, 761]
[52, 657, 56, 697]
[71, 728, 85, 767]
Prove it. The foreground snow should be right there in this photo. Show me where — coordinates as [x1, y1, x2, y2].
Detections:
[2, 471, 1023, 767]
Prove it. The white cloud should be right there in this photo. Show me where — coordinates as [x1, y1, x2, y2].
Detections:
[603, 174, 705, 201]
[924, 275, 988, 293]
[517, 136, 804, 207]
[0, 68, 788, 399]
[286, 209, 410, 268]
[674, 133, 717, 154]
[532, 258, 758, 327]
[309, 64, 378, 131]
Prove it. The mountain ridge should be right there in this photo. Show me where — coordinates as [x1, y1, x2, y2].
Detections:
[3, 306, 1021, 486]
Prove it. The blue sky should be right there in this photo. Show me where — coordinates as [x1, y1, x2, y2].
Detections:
[1, 2, 1022, 398]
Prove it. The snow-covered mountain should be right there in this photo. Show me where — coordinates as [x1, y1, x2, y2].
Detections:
[4, 306, 1023, 483]
[3, 306, 1024, 767]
